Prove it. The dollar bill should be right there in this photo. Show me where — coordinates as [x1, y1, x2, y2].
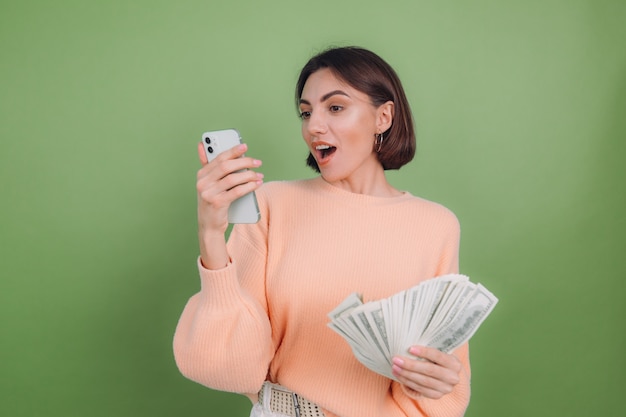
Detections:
[327, 274, 498, 380]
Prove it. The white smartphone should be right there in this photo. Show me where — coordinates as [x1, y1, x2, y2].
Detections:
[201, 128, 260, 224]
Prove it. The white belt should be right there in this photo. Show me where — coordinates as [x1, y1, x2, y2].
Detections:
[258, 382, 326, 417]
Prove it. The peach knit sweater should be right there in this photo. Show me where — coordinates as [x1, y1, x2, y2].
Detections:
[173, 177, 471, 417]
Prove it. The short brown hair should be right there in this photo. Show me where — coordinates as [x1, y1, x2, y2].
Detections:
[295, 46, 416, 171]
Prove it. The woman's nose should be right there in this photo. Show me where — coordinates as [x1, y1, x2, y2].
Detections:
[306, 111, 327, 136]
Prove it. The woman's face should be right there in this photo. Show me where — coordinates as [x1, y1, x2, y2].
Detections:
[298, 68, 391, 187]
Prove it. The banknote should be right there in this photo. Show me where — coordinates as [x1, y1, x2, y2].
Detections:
[327, 274, 498, 381]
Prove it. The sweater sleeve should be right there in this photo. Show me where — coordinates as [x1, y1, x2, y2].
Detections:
[392, 208, 471, 416]
[173, 200, 273, 395]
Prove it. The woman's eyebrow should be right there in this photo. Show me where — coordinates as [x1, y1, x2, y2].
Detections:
[321, 90, 349, 102]
[299, 90, 350, 106]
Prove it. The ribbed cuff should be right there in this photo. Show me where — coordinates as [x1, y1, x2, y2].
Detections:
[196, 256, 246, 312]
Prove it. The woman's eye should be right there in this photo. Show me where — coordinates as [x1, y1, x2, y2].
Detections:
[329, 105, 343, 113]
[299, 111, 311, 120]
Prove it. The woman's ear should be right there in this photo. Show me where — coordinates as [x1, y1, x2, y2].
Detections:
[376, 101, 394, 133]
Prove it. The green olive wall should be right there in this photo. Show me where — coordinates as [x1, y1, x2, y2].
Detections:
[1, 1, 625, 416]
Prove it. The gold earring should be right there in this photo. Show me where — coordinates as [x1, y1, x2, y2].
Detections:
[374, 133, 384, 152]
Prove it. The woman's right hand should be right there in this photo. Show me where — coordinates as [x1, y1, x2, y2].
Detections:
[196, 142, 263, 269]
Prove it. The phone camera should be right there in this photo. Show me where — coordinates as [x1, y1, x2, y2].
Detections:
[207, 146, 214, 153]
[204, 137, 211, 144]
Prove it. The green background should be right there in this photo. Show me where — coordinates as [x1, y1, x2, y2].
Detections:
[2, 1, 625, 416]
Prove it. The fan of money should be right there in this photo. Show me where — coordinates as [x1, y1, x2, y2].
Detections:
[327, 274, 498, 380]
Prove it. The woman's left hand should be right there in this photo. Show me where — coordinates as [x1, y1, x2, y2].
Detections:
[391, 346, 462, 399]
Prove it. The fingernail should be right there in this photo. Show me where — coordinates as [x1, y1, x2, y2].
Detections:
[392, 357, 404, 366]
[409, 347, 421, 355]
[253, 159, 262, 166]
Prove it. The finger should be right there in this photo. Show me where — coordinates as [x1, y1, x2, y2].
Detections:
[409, 346, 461, 372]
[198, 141, 208, 165]
[222, 155, 263, 176]
[198, 142, 250, 166]
[224, 174, 264, 199]
[393, 370, 450, 399]
[219, 169, 264, 194]
[201, 157, 262, 184]
[198, 169, 263, 203]
[392, 372, 442, 399]
[391, 360, 456, 399]
[392, 354, 460, 387]
[392, 359, 460, 388]
[200, 173, 263, 208]
[211, 143, 249, 164]
[197, 152, 262, 186]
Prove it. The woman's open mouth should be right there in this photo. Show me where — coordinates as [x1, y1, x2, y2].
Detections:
[315, 144, 337, 164]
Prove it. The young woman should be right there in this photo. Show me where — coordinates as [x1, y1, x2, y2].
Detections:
[174, 46, 470, 417]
